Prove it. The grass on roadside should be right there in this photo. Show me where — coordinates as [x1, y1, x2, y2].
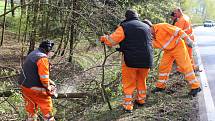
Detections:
[78, 74, 199, 121]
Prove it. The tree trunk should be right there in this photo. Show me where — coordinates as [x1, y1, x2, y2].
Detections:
[60, 33, 69, 56]
[27, 0, 40, 54]
[0, 0, 7, 46]
[68, 24, 74, 62]
[20, 0, 26, 15]
[68, 0, 78, 62]
[10, 0, 15, 17]
[23, 11, 30, 42]
[18, 11, 23, 42]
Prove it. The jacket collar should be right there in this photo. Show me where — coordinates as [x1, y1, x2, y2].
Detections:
[121, 17, 139, 24]
[38, 48, 47, 55]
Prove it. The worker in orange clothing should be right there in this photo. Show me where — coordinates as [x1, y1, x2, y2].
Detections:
[143, 21, 201, 96]
[19, 40, 56, 121]
[172, 8, 199, 72]
[99, 10, 153, 113]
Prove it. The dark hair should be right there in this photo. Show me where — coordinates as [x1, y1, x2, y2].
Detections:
[125, 9, 138, 20]
[170, 12, 175, 17]
[39, 40, 54, 53]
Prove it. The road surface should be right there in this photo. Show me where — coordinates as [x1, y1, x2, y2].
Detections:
[194, 26, 215, 121]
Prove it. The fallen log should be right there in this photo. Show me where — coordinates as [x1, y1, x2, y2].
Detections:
[0, 90, 95, 99]
[55, 92, 95, 99]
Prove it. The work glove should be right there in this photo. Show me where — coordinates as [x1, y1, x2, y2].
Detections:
[99, 35, 107, 43]
[49, 79, 56, 86]
[47, 85, 58, 98]
[186, 38, 194, 48]
[47, 80, 58, 98]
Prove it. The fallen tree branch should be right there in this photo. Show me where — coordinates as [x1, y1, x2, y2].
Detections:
[0, 90, 95, 99]
[56, 92, 95, 99]
[0, 74, 18, 80]
[0, 91, 13, 97]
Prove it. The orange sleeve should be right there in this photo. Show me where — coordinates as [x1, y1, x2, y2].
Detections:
[175, 17, 186, 30]
[100, 26, 125, 47]
[178, 29, 189, 40]
[152, 24, 162, 49]
[36, 57, 50, 88]
[152, 38, 162, 49]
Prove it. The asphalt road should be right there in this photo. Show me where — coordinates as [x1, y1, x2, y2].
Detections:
[194, 26, 215, 121]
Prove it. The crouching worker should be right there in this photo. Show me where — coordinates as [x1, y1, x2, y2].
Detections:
[99, 9, 153, 113]
[19, 40, 56, 121]
[143, 20, 201, 97]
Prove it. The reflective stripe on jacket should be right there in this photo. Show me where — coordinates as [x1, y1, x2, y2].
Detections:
[152, 23, 189, 50]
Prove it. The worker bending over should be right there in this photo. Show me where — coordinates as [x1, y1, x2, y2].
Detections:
[143, 20, 201, 96]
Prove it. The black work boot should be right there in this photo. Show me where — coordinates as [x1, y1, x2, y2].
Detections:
[188, 87, 201, 97]
[134, 100, 145, 107]
[151, 87, 165, 93]
[124, 109, 133, 113]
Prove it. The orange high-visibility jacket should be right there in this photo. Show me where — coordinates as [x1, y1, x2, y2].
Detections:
[152, 23, 189, 50]
[175, 14, 194, 41]
[37, 57, 50, 89]
[100, 26, 125, 46]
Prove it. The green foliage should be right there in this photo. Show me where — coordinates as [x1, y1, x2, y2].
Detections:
[0, 92, 26, 120]
[1, 15, 27, 32]
[0, 1, 9, 14]
[134, 0, 177, 23]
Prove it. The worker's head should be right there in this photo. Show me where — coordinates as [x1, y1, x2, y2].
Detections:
[170, 11, 177, 21]
[143, 19, 153, 27]
[173, 7, 183, 18]
[39, 40, 54, 54]
[125, 9, 139, 20]
[142, 19, 155, 38]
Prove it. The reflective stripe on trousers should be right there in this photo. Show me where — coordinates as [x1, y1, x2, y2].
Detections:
[137, 90, 146, 94]
[124, 94, 132, 99]
[159, 73, 169, 77]
[123, 101, 132, 105]
[185, 71, 195, 77]
[158, 80, 168, 83]
[137, 97, 146, 101]
[188, 79, 198, 84]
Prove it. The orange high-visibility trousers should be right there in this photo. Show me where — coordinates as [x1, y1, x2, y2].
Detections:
[186, 45, 199, 70]
[21, 86, 53, 119]
[156, 40, 200, 89]
[121, 64, 150, 110]
[187, 45, 195, 69]
[177, 45, 196, 72]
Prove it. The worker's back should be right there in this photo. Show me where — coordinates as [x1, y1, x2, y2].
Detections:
[19, 48, 47, 88]
[120, 19, 153, 68]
